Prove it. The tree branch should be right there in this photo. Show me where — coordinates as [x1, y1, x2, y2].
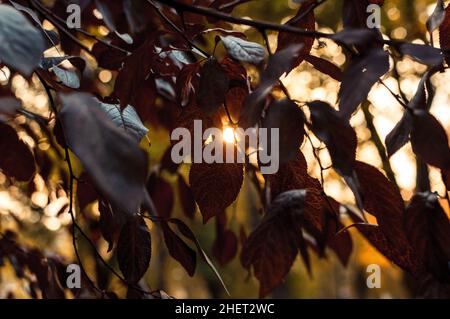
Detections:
[31, 0, 130, 55]
[35, 72, 101, 294]
[36, 73, 154, 297]
[156, 0, 331, 39]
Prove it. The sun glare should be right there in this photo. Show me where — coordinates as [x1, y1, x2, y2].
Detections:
[223, 127, 235, 144]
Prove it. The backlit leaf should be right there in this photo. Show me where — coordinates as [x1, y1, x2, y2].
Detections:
[385, 111, 413, 158]
[338, 48, 389, 120]
[189, 162, 243, 223]
[276, 0, 315, 69]
[262, 98, 305, 163]
[197, 58, 230, 116]
[239, 44, 304, 128]
[305, 55, 343, 81]
[405, 192, 450, 281]
[242, 189, 321, 297]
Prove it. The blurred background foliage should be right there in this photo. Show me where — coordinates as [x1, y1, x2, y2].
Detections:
[1, 0, 449, 298]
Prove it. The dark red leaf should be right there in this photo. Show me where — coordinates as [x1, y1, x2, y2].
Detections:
[242, 206, 299, 296]
[161, 221, 196, 276]
[223, 87, 247, 123]
[342, 0, 384, 50]
[220, 57, 248, 87]
[355, 161, 405, 243]
[76, 172, 99, 211]
[331, 29, 380, 48]
[197, 58, 230, 116]
[91, 40, 127, 70]
[267, 150, 321, 199]
[177, 62, 200, 107]
[394, 42, 443, 66]
[277, 0, 315, 69]
[308, 101, 357, 177]
[173, 101, 214, 142]
[308, 101, 362, 209]
[161, 145, 181, 174]
[130, 77, 157, 123]
[189, 162, 243, 223]
[347, 208, 421, 275]
[351, 222, 421, 275]
[146, 174, 174, 218]
[168, 218, 229, 293]
[410, 109, 450, 170]
[117, 215, 151, 284]
[305, 55, 343, 81]
[212, 214, 238, 265]
[98, 201, 121, 252]
[262, 98, 305, 164]
[326, 214, 353, 266]
[239, 44, 304, 128]
[385, 111, 413, 158]
[113, 36, 156, 107]
[177, 173, 196, 219]
[241, 189, 322, 297]
[343, 0, 375, 29]
[338, 48, 389, 119]
[405, 192, 450, 281]
[408, 71, 429, 110]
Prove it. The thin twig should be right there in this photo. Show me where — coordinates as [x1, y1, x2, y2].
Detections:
[156, 0, 331, 39]
[31, 0, 130, 55]
[146, 0, 209, 58]
[392, 59, 409, 104]
[260, 29, 292, 99]
[305, 131, 343, 219]
[35, 72, 100, 294]
[223, 99, 237, 125]
[217, 0, 252, 12]
[30, 0, 91, 53]
[379, 79, 409, 109]
[37, 73, 154, 296]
